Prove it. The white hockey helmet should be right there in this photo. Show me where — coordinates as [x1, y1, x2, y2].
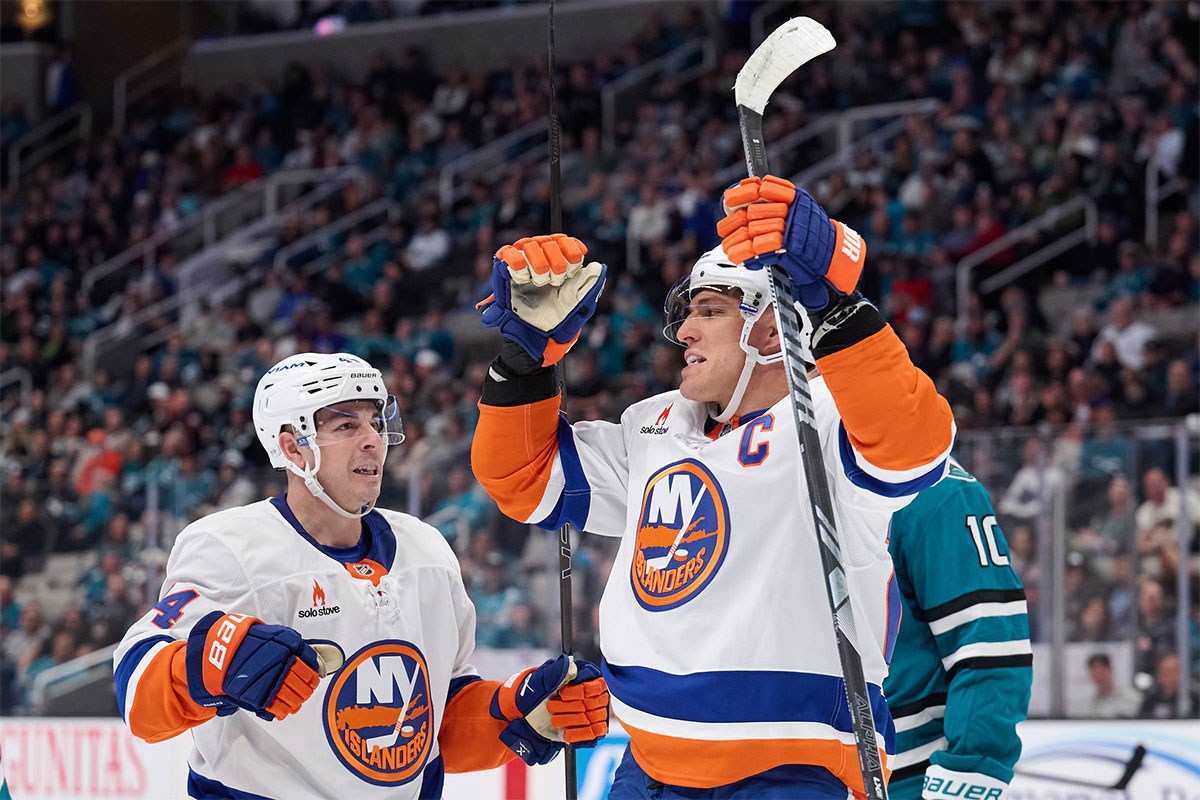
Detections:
[663, 246, 785, 422]
[253, 352, 404, 518]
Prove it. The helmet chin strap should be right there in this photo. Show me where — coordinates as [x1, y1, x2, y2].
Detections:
[286, 441, 376, 520]
[711, 313, 783, 423]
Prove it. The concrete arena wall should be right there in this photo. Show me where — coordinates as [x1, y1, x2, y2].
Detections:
[184, 2, 704, 93]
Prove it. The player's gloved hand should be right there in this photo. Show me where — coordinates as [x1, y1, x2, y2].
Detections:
[477, 234, 607, 366]
[489, 654, 609, 766]
[717, 175, 866, 311]
[185, 611, 321, 722]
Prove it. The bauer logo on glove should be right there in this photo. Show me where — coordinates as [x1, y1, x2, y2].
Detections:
[477, 234, 607, 366]
[717, 175, 866, 311]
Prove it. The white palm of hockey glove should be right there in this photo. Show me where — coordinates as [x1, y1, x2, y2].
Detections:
[477, 234, 607, 366]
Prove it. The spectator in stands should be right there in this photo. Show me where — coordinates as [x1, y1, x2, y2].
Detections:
[1139, 652, 1196, 718]
[469, 551, 525, 649]
[1135, 579, 1177, 676]
[1085, 653, 1141, 718]
[1138, 467, 1200, 539]
[0, 577, 20, 631]
[1075, 475, 1136, 557]
[1090, 296, 1157, 371]
[1, 497, 50, 578]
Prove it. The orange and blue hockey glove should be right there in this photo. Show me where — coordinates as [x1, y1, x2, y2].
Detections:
[477, 234, 607, 367]
[717, 175, 866, 311]
[489, 654, 609, 765]
[185, 611, 322, 722]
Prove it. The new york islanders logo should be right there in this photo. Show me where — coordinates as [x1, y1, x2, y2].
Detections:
[323, 641, 433, 786]
[631, 459, 730, 611]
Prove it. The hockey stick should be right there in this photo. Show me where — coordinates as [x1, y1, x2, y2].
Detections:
[546, 2, 578, 797]
[1014, 744, 1146, 794]
[734, 19, 889, 800]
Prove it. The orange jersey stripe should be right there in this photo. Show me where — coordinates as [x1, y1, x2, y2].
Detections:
[438, 679, 514, 773]
[618, 714, 890, 793]
[816, 325, 953, 472]
[471, 394, 562, 522]
[127, 641, 216, 743]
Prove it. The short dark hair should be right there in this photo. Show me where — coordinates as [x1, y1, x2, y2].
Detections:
[1087, 652, 1111, 669]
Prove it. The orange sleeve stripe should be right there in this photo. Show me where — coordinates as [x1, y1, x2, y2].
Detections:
[438, 679, 515, 773]
[618, 715, 889, 793]
[816, 324, 953, 472]
[471, 394, 562, 522]
[127, 641, 216, 744]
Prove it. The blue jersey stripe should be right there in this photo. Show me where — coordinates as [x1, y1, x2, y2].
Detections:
[837, 424, 946, 497]
[447, 674, 482, 702]
[417, 755, 444, 799]
[535, 416, 592, 530]
[603, 660, 894, 745]
[113, 634, 173, 719]
[187, 769, 274, 799]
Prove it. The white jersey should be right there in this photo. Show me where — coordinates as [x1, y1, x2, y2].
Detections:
[114, 497, 480, 799]
[473, 370, 955, 792]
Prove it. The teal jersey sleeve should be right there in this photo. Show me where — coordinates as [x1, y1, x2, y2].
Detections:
[884, 466, 1032, 800]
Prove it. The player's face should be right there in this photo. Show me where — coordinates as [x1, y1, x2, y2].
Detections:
[311, 400, 386, 511]
[675, 290, 754, 410]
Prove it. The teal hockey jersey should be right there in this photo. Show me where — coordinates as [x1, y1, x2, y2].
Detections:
[883, 463, 1032, 800]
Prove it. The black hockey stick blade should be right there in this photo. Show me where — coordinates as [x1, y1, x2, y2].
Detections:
[1014, 744, 1147, 793]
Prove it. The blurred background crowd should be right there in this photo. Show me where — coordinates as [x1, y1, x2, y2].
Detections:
[0, 0, 1197, 720]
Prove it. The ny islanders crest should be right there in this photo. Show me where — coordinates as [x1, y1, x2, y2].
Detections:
[323, 641, 434, 786]
[631, 458, 730, 610]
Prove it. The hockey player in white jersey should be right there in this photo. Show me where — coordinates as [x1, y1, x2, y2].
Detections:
[114, 352, 609, 799]
[471, 178, 956, 798]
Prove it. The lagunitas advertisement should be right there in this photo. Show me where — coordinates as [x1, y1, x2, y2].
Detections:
[0, 719, 1196, 799]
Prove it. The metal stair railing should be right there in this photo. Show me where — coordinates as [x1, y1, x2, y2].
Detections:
[80, 177, 266, 301]
[7, 103, 92, 187]
[0, 368, 32, 407]
[792, 98, 943, 188]
[275, 196, 401, 274]
[601, 38, 716, 154]
[107, 198, 402, 370]
[80, 166, 363, 304]
[711, 98, 941, 191]
[81, 169, 366, 379]
[1144, 150, 1184, 249]
[955, 194, 1096, 330]
[31, 643, 118, 716]
[113, 38, 188, 132]
[438, 118, 548, 214]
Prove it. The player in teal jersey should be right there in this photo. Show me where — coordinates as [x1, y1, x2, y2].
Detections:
[884, 461, 1033, 800]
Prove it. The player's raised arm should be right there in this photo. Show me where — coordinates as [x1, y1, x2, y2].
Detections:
[719, 176, 955, 505]
[471, 234, 628, 534]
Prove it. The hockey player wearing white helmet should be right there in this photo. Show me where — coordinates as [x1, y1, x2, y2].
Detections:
[472, 182, 955, 798]
[115, 352, 608, 799]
